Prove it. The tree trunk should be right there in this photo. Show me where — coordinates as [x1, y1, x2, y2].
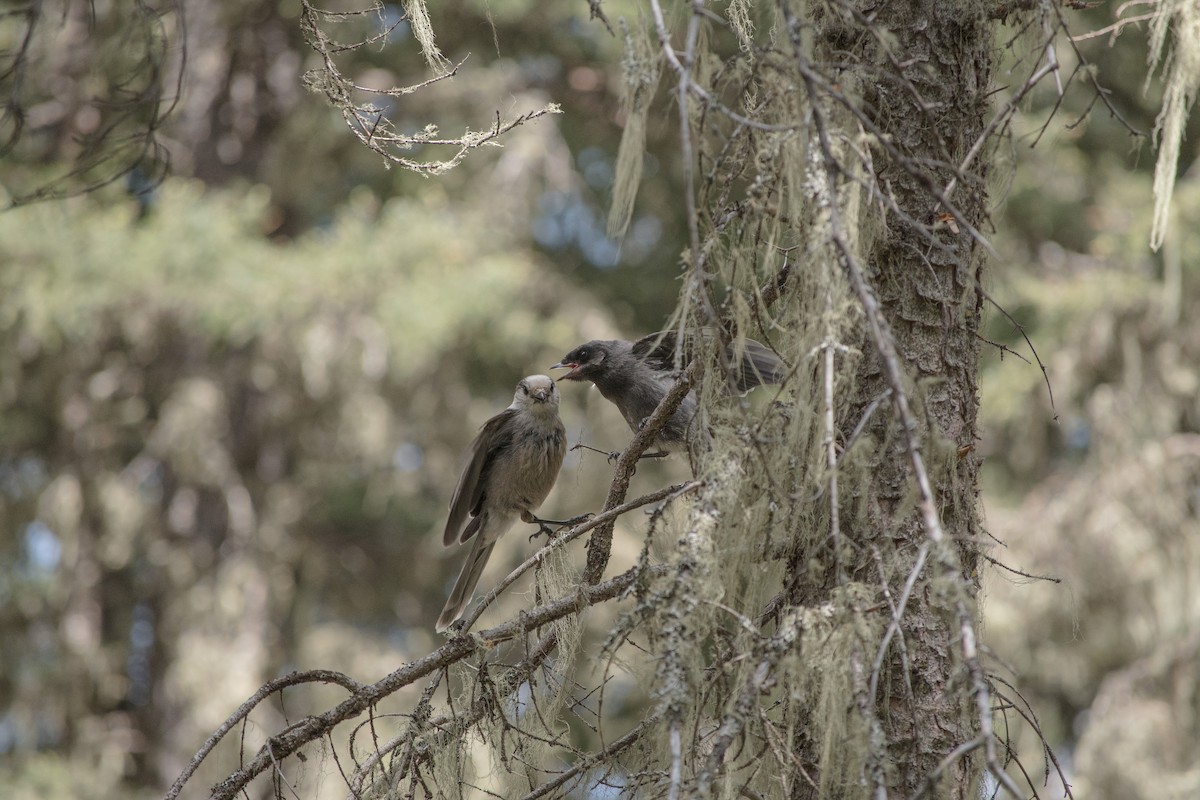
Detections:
[163, 3, 1013, 798]
[818, 2, 992, 795]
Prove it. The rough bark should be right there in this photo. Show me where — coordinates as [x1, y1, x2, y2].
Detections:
[781, 2, 994, 797]
[839, 1, 991, 795]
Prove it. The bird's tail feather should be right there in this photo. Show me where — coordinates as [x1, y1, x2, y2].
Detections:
[731, 339, 786, 390]
[436, 538, 497, 632]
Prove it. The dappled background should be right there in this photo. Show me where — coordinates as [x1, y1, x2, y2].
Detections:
[0, 1, 1197, 798]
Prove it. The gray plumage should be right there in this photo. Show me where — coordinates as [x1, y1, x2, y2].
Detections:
[551, 330, 785, 452]
[436, 375, 566, 632]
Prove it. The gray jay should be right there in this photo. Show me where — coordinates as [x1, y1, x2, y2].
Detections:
[436, 375, 568, 632]
[550, 331, 785, 453]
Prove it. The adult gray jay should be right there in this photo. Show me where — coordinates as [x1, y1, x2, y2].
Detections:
[550, 330, 785, 453]
[436, 375, 568, 632]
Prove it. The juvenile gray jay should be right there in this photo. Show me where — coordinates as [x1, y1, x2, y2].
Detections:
[550, 330, 785, 452]
[436, 375, 568, 632]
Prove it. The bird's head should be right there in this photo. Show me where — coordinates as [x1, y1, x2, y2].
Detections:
[513, 375, 560, 409]
[550, 341, 613, 383]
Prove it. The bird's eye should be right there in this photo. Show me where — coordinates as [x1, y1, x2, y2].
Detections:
[578, 349, 589, 361]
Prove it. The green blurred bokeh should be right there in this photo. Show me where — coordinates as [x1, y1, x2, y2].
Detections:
[0, 1, 1197, 797]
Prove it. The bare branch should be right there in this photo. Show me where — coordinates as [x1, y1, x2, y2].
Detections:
[461, 480, 703, 632]
[181, 565, 661, 800]
[298, 0, 560, 175]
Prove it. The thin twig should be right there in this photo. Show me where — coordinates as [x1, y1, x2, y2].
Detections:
[461, 481, 703, 631]
[906, 737, 986, 800]
[981, 553, 1062, 583]
[519, 720, 652, 800]
[164, 670, 363, 800]
[984, 290, 1056, 416]
[186, 567, 659, 800]
[784, 10, 1023, 794]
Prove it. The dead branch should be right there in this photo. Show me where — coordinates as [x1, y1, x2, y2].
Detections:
[298, 0, 560, 175]
[190, 563, 658, 800]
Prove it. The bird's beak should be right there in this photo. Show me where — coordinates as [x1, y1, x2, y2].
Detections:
[549, 362, 581, 381]
[532, 388, 550, 402]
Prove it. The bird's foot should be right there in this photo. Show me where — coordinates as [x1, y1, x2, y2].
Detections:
[608, 448, 668, 466]
[525, 513, 594, 543]
[571, 442, 620, 462]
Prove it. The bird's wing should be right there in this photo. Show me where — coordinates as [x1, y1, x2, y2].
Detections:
[633, 329, 784, 390]
[443, 408, 516, 546]
[728, 338, 786, 390]
[631, 330, 686, 372]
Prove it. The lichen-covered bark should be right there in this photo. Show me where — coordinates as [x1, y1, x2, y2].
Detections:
[795, 2, 993, 796]
[859, 4, 989, 795]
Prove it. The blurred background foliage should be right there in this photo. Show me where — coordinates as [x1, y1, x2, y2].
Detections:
[0, 0, 1197, 797]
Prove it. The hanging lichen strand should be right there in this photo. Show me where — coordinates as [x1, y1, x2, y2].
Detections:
[399, 0, 992, 794]
[598, 0, 1002, 796]
[613, 4, 888, 796]
[163, 0, 1111, 796]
